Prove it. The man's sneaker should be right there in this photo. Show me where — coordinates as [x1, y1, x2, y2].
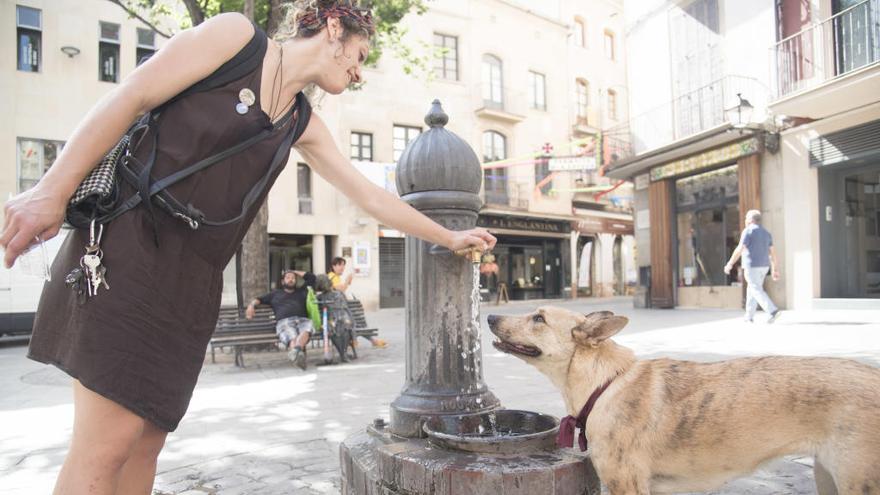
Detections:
[744, 318, 754, 323]
[288, 348, 307, 370]
[767, 310, 782, 324]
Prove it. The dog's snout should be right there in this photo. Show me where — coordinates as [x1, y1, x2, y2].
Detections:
[487, 314, 499, 327]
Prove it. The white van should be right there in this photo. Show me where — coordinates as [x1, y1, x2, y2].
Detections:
[0, 234, 65, 336]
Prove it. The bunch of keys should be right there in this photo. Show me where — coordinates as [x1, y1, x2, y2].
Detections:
[67, 220, 110, 300]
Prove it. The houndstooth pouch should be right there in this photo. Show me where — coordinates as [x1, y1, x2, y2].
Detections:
[65, 134, 130, 230]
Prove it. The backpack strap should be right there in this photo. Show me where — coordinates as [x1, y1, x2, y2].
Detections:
[107, 93, 312, 229]
[158, 93, 313, 228]
[154, 22, 268, 114]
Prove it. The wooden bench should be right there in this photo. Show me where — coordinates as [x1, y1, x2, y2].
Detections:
[209, 298, 381, 368]
[209, 307, 277, 367]
[347, 298, 379, 340]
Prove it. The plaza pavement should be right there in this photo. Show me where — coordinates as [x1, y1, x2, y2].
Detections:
[1, 297, 878, 494]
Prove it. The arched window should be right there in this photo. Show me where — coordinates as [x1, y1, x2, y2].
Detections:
[604, 30, 616, 60]
[576, 79, 589, 120]
[481, 54, 504, 109]
[574, 18, 586, 47]
[482, 131, 508, 204]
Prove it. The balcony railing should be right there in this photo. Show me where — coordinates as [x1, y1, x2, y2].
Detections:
[602, 75, 768, 166]
[474, 84, 527, 122]
[774, 0, 879, 98]
[482, 173, 530, 210]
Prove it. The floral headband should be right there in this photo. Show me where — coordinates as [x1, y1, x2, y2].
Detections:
[298, 5, 375, 36]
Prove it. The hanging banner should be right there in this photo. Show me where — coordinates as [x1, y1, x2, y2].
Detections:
[548, 156, 597, 171]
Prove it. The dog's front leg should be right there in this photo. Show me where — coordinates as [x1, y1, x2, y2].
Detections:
[602, 472, 651, 495]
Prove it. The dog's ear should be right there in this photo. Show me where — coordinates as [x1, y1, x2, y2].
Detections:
[571, 312, 629, 347]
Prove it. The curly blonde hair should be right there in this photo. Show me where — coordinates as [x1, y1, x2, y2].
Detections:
[275, 0, 375, 43]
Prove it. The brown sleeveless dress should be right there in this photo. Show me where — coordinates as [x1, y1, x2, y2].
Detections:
[28, 27, 307, 432]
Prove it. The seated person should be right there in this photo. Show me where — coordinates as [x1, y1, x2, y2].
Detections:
[327, 257, 386, 349]
[246, 270, 313, 370]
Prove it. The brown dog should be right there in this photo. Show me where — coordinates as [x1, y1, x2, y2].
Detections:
[487, 308, 880, 495]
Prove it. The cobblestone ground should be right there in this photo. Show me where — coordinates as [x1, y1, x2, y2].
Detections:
[1, 298, 878, 494]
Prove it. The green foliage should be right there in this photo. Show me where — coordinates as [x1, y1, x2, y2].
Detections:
[113, 0, 432, 80]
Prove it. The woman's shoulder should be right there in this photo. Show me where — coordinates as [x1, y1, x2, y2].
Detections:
[192, 13, 258, 54]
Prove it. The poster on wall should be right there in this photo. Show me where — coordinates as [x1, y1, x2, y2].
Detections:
[353, 241, 371, 277]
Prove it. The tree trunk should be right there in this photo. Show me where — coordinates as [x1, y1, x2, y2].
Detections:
[180, 0, 205, 25]
[243, 0, 255, 20]
[267, 0, 284, 35]
[240, 202, 271, 304]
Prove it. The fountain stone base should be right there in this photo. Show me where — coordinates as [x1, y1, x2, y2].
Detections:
[340, 424, 601, 495]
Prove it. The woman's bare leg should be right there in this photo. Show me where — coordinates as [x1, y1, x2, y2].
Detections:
[53, 380, 146, 495]
[117, 420, 168, 495]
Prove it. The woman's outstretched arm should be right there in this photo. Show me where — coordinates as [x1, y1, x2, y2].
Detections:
[295, 114, 496, 252]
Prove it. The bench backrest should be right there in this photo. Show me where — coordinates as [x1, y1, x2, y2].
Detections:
[345, 299, 370, 329]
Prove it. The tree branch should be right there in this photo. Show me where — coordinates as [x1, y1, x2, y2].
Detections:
[106, 0, 173, 38]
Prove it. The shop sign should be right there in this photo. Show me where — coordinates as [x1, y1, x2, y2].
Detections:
[650, 137, 760, 182]
[634, 173, 650, 190]
[478, 214, 569, 234]
[571, 216, 634, 235]
[548, 156, 596, 171]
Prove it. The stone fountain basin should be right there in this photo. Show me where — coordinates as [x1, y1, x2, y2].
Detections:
[422, 409, 559, 454]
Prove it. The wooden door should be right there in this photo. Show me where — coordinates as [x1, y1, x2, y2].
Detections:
[649, 179, 675, 308]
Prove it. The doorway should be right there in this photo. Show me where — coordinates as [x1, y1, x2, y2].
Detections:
[819, 163, 880, 298]
[269, 235, 313, 289]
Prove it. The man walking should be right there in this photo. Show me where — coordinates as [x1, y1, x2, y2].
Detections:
[725, 210, 781, 323]
[246, 270, 315, 369]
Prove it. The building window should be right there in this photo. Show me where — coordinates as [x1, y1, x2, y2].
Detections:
[576, 79, 589, 121]
[17, 138, 64, 192]
[675, 165, 739, 287]
[535, 158, 552, 195]
[607, 89, 618, 120]
[136, 28, 156, 66]
[297, 163, 312, 215]
[604, 30, 616, 60]
[481, 54, 504, 109]
[574, 18, 586, 47]
[482, 131, 508, 204]
[528, 71, 547, 111]
[99, 22, 121, 82]
[393, 125, 421, 162]
[433, 33, 458, 80]
[350, 131, 373, 161]
[16, 5, 41, 72]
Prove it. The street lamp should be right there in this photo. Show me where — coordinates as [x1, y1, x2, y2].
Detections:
[60, 46, 81, 58]
[725, 93, 754, 129]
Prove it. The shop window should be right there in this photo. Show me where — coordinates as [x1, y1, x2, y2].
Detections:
[136, 28, 156, 65]
[17, 5, 41, 72]
[99, 22, 121, 82]
[297, 163, 312, 214]
[675, 165, 740, 287]
[17, 138, 63, 192]
[510, 247, 544, 289]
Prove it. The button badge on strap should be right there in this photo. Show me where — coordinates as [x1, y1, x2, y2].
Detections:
[236, 88, 256, 115]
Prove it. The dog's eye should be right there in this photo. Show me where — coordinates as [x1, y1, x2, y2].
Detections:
[533, 314, 545, 324]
